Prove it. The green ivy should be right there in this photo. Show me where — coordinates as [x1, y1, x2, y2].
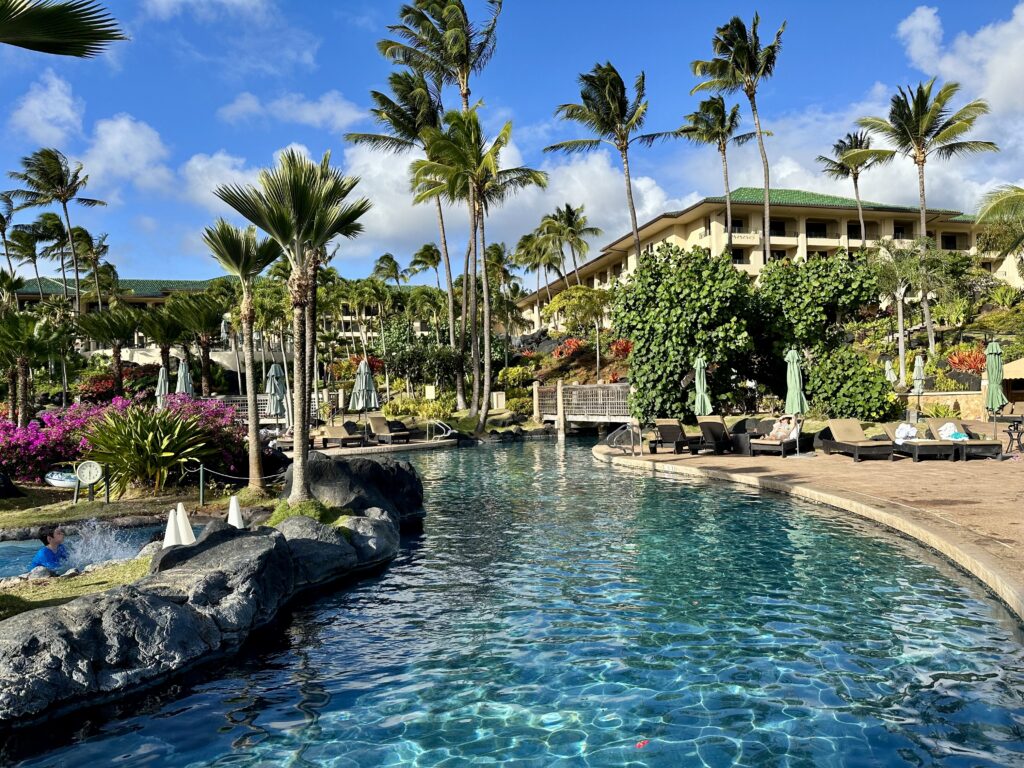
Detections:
[611, 244, 752, 420]
[805, 347, 900, 421]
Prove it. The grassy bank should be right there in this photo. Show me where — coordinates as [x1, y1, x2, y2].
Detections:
[0, 558, 150, 622]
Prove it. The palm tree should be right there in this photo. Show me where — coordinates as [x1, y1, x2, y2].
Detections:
[653, 97, 755, 250]
[545, 62, 661, 257]
[691, 13, 786, 263]
[378, 0, 502, 112]
[76, 307, 139, 397]
[873, 239, 917, 383]
[7, 228, 43, 297]
[32, 212, 69, 297]
[173, 293, 229, 398]
[0, 271, 24, 310]
[139, 307, 183, 373]
[407, 242, 443, 290]
[514, 231, 562, 304]
[70, 226, 107, 310]
[373, 252, 406, 290]
[0, 191, 15, 275]
[0, 310, 57, 425]
[412, 108, 547, 428]
[205, 220, 282, 493]
[977, 184, 1024, 260]
[538, 203, 602, 285]
[848, 79, 996, 355]
[816, 131, 889, 249]
[8, 148, 106, 311]
[0, 0, 125, 57]
[216, 149, 371, 504]
[345, 69, 460, 358]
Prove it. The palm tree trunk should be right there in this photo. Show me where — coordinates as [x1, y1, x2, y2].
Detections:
[287, 266, 310, 504]
[241, 291, 265, 491]
[111, 341, 124, 397]
[58, 249, 68, 299]
[852, 172, 866, 250]
[92, 264, 103, 312]
[378, 311, 390, 401]
[468, 190, 480, 418]
[7, 367, 17, 425]
[477, 206, 492, 433]
[60, 202, 81, 312]
[896, 292, 907, 384]
[160, 344, 171, 373]
[33, 262, 43, 299]
[620, 147, 642, 258]
[305, 281, 316, 424]
[16, 357, 28, 428]
[0, 233, 12, 276]
[916, 161, 937, 355]
[569, 245, 582, 285]
[720, 145, 733, 252]
[595, 320, 601, 381]
[434, 199, 457, 354]
[199, 341, 212, 397]
[278, 331, 292, 426]
[747, 92, 771, 263]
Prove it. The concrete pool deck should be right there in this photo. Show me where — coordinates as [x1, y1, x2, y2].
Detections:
[593, 444, 1024, 622]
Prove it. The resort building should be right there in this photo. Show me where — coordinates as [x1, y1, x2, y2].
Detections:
[516, 187, 1023, 331]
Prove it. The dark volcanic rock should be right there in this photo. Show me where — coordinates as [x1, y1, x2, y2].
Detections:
[275, 516, 358, 587]
[0, 472, 23, 499]
[335, 510, 400, 564]
[280, 453, 425, 527]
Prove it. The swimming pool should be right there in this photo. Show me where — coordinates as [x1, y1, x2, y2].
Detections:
[7, 441, 1024, 766]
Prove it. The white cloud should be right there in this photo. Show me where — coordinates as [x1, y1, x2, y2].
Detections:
[142, 0, 271, 21]
[218, 90, 363, 134]
[8, 70, 83, 146]
[81, 114, 173, 200]
[179, 150, 260, 213]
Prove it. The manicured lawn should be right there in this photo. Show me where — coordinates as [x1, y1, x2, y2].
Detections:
[0, 558, 150, 622]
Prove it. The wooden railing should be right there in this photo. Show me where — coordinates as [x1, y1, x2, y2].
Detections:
[211, 391, 346, 421]
[535, 382, 630, 425]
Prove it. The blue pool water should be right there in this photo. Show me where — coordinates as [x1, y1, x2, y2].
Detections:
[8, 441, 1024, 766]
[0, 522, 165, 577]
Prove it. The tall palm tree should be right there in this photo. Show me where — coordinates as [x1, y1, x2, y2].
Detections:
[205, 220, 282, 493]
[0, 191, 15, 275]
[378, 0, 502, 112]
[76, 307, 139, 397]
[70, 226, 107, 310]
[514, 231, 561, 304]
[0, 0, 125, 57]
[816, 131, 889, 249]
[373, 252, 406, 290]
[345, 69, 461, 362]
[407, 242, 443, 290]
[0, 310, 57, 426]
[7, 228, 43, 297]
[216, 149, 371, 504]
[8, 148, 106, 311]
[691, 13, 786, 263]
[32, 212, 69, 297]
[977, 184, 1024, 260]
[848, 79, 996, 355]
[873, 239, 917, 383]
[651, 96, 754, 250]
[139, 307, 183, 373]
[538, 203, 602, 285]
[546, 62, 661, 257]
[413, 108, 546, 427]
[172, 293, 227, 398]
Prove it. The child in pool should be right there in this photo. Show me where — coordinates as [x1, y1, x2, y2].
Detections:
[30, 524, 69, 571]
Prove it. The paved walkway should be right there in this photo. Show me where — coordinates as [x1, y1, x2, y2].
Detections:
[593, 444, 1024, 621]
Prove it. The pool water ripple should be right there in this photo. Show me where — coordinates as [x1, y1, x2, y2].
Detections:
[7, 440, 1024, 767]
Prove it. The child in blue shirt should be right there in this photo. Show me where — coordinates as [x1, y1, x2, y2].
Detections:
[30, 525, 69, 571]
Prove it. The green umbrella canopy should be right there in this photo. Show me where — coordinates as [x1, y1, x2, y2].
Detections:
[985, 341, 1010, 413]
[349, 359, 380, 412]
[693, 354, 713, 417]
[784, 349, 809, 414]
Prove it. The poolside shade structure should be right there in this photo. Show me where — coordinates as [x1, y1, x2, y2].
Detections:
[349, 359, 380, 414]
[784, 349, 809, 415]
[162, 509, 181, 549]
[155, 366, 169, 410]
[985, 341, 1009, 414]
[693, 355, 712, 416]
[176, 363, 194, 397]
[227, 496, 244, 529]
[265, 364, 287, 429]
[175, 502, 196, 546]
[911, 354, 925, 416]
[884, 359, 898, 385]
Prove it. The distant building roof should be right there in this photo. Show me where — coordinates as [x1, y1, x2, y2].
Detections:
[702, 187, 960, 215]
[17, 277, 217, 298]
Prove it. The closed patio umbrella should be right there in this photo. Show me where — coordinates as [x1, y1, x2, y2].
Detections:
[155, 366, 169, 410]
[693, 354, 712, 416]
[349, 359, 380, 414]
[986, 341, 1009, 440]
[265, 363, 286, 429]
[175, 362, 194, 396]
[884, 359, 898, 385]
[784, 349, 808, 415]
[911, 354, 925, 417]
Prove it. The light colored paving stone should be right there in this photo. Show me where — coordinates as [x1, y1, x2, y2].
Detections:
[593, 444, 1024, 621]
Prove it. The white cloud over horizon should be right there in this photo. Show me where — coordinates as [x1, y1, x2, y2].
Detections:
[218, 90, 363, 134]
[8, 70, 84, 146]
[81, 114, 174, 203]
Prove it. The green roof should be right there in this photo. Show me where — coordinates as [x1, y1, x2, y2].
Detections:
[703, 187, 962, 215]
[18, 277, 217, 298]
[948, 213, 976, 223]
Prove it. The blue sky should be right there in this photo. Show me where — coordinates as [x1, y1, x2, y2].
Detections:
[1, 0, 1022, 284]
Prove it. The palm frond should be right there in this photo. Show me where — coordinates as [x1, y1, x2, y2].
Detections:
[0, 0, 126, 58]
[543, 138, 603, 154]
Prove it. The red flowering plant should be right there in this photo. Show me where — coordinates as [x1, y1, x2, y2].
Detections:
[552, 338, 585, 359]
[76, 364, 161, 402]
[609, 338, 633, 360]
[162, 394, 246, 477]
[947, 347, 986, 375]
[349, 354, 384, 374]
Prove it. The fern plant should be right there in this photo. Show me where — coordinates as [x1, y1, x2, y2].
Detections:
[990, 282, 1022, 309]
[86, 407, 216, 495]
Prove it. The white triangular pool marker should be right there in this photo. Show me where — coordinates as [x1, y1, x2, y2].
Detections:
[227, 496, 244, 529]
[162, 509, 181, 549]
[175, 502, 196, 545]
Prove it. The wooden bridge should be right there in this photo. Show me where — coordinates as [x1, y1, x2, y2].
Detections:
[533, 382, 631, 431]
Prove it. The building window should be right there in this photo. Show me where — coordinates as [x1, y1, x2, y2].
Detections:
[730, 218, 746, 234]
[806, 222, 829, 238]
[770, 250, 787, 261]
[893, 224, 907, 239]
[847, 223, 862, 240]
[769, 221, 787, 237]
[941, 234, 958, 250]
[731, 248, 748, 265]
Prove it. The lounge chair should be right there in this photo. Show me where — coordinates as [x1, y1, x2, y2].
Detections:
[820, 419, 893, 461]
[749, 416, 802, 458]
[880, 422, 956, 462]
[369, 415, 411, 444]
[924, 418, 1002, 460]
[321, 421, 364, 448]
[696, 415, 734, 455]
[652, 418, 701, 454]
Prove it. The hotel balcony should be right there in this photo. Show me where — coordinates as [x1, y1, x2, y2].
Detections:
[727, 228, 762, 246]
[805, 228, 841, 246]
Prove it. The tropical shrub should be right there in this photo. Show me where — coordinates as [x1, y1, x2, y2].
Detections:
[932, 368, 971, 392]
[76, 364, 161, 402]
[947, 347, 986, 375]
[608, 338, 633, 360]
[612, 244, 752, 420]
[990, 282, 1021, 309]
[506, 397, 533, 418]
[383, 395, 418, 418]
[497, 365, 534, 389]
[540, 285, 609, 337]
[923, 402, 960, 419]
[86, 408, 218, 495]
[552, 338, 585, 359]
[417, 392, 456, 421]
[805, 347, 899, 421]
